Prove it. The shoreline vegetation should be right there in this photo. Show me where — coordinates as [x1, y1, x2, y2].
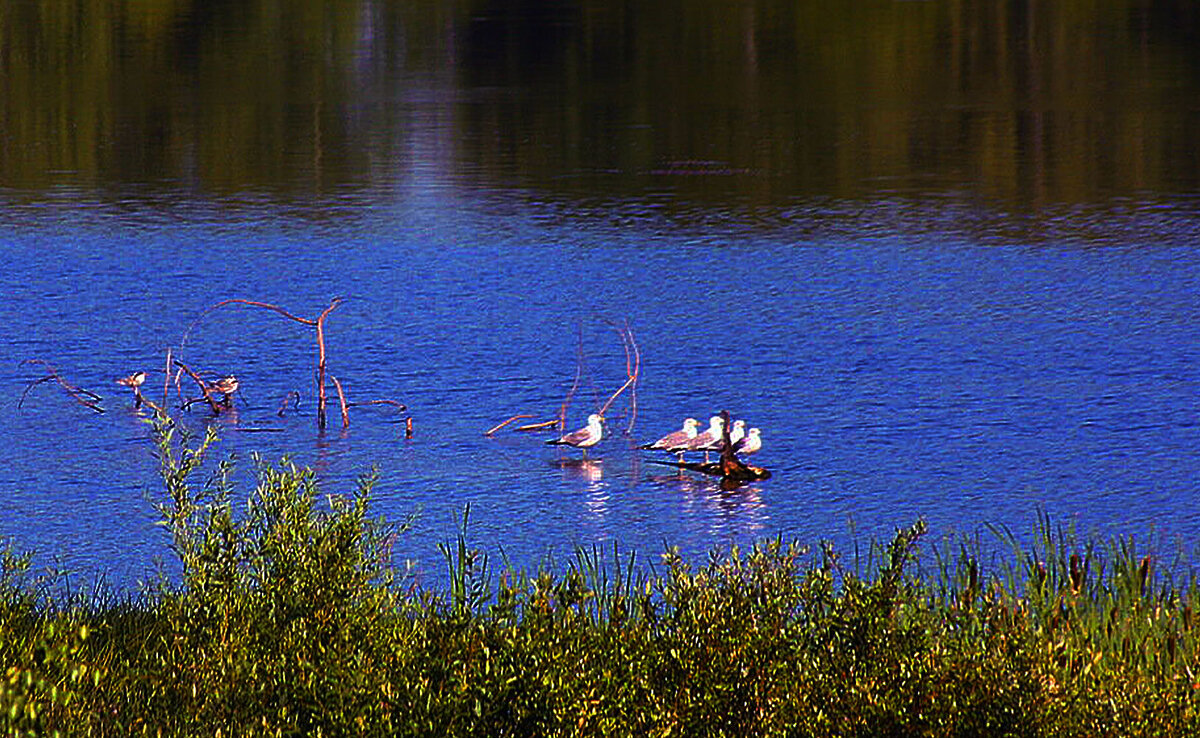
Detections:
[2, 424, 1197, 736]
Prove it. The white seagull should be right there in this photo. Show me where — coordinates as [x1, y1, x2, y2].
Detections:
[546, 413, 605, 456]
[640, 417, 701, 462]
[733, 427, 762, 457]
[679, 415, 725, 463]
[726, 419, 746, 448]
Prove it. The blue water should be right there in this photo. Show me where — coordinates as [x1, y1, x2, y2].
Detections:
[2, 186, 1198, 592]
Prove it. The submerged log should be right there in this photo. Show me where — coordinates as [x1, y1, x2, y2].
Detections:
[646, 458, 772, 481]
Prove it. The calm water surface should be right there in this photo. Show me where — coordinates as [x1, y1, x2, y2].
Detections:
[1, 0, 1198, 591]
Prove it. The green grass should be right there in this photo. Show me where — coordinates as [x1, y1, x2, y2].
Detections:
[2, 422, 1198, 736]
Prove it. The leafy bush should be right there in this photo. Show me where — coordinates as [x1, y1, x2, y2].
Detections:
[1, 424, 1198, 736]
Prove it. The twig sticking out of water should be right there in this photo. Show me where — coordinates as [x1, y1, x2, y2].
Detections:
[557, 323, 585, 434]
[330, 375, 350, 429]
[172, 359, 224, 414]
[181, 296, 344, 429]
[161, 348, 173, 412]
[277, 391, 301, 417]
[597, 319, 640, 434]
[485, 414, 533, 436]
[18, 359, 105, 414]
[344, 398, 407, 411]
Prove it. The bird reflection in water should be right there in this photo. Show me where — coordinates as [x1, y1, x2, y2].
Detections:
[648, 473, 768, 540]
[553, 458, 609, 517]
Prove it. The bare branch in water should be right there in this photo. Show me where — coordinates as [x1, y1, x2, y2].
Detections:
[485, 414, 533, 436]
[18, 359, 105, 414]
[172, 359, 223, 414]
[277, 391, 301, 417]
[330, 375, 350, 429]
[345, 399, 407, 411]
[180, 296, 345, 429]
[557, 322, 585, 433]
[515, 419, 562, 432]
[597, 320, 640, 428]
[162, 348, 172, 411]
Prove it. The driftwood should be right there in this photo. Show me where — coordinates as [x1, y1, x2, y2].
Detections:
[345, 399, 407, 411]
[493, 319, 639, 441]
[18, 359, 105, 414]
[647, 458, 772, 481]
[330, 375, 350, 429]
[557, 324, 586, 432]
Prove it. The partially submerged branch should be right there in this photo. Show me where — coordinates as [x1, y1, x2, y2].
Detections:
[172, 359, 223, 414]
[181, 296, 345, 428]
[18, 359, 104, 414]
[485, 414, 533, 436]
[597, 320, 640, 430]
[277, 391, 301, 417]
[330, 375, 350, 430]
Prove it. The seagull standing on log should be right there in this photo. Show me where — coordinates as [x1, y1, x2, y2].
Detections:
[681, 415, 725, 463]
[641, 417, 700, 462]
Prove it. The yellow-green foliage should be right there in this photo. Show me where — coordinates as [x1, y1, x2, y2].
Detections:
[2, 425, 1198, 736]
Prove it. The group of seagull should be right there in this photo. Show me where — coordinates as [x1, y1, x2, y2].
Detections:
[547, 413, 762, 462]
[640, 415, 762, 463]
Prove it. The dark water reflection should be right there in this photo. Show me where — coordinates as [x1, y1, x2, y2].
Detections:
[3, 0, 1198, 206]
[1, 1, 1199, 591]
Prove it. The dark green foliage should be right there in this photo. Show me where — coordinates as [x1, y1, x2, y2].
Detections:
[2, 425, 1199, 736]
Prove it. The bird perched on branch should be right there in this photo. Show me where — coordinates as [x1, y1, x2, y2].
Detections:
[547, 413, 604, 457]
[115, 371, 146, 389]
[640, 417, 700, 461]
[210, 375, 239, 407]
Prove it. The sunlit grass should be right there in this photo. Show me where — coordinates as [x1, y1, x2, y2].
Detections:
[2, 423, 1197, 735]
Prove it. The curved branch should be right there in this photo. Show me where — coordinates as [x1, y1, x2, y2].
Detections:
[330, 374, 350, 429]
[180, 298, 317, 347]
[484, 414, 532, 436]
[18, 359, 104, 414]
[597, 322, 640, 422]
[172, 359, 222, 414]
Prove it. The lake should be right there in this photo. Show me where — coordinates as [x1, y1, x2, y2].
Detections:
[1, 0, 1198, 592]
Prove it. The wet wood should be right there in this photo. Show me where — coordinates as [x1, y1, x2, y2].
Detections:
[19, 359, 105, 414]
[172, 359, 223, 414]
[514, 419, 562, 432]
[330, 374, 350, 429]
[277, 390, 301, 417]
[485, 414, 533, 436]
[646, 458, 772, 481]
[181, 296, 344, 429]
[597, 319, 640, 434]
